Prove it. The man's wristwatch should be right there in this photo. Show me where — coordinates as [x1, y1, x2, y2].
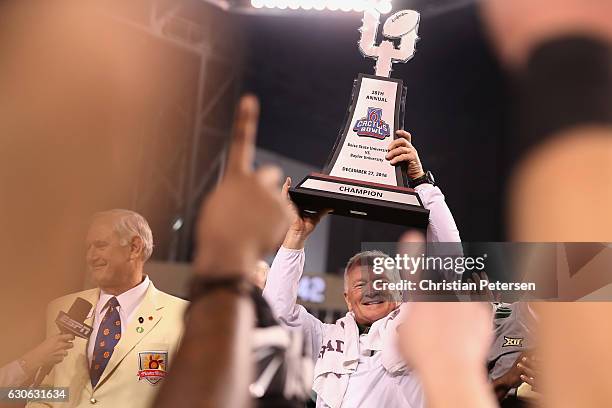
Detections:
[409, 170, 435, 188]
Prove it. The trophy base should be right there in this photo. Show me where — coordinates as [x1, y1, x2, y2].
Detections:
[289, 173, 429, 228]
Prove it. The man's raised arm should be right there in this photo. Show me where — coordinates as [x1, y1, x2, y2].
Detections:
[416, 183, 461, 243]
[263, 177, 329, 360]
[386, 129, 461, 244]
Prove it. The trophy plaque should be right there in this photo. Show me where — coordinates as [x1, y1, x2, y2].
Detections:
[289, 9, 430, 227]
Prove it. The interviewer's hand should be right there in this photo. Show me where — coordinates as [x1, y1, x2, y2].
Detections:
[21, 334, 75, 375]
[385, 130, 424, 180]
[195, 95, 292, 277]
[281, 177, 329, 250]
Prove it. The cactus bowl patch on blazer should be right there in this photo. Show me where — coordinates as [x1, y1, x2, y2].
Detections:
[137, 351, 168, 385]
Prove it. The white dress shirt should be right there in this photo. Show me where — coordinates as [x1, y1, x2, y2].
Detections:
[87, 276, 150, 364]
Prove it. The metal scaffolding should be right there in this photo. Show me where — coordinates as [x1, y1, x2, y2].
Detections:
[106, 0, 243, 261]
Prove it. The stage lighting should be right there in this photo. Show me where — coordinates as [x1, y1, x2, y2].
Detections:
[376, 0, 392, 13]
[326, 0, 340, 10]
[339, 0, 352, 12]
[352, 0, 366, 11]
[244, 0, 393, 13]
[300, 0, 314, 10]
[313, 0, 325, 10]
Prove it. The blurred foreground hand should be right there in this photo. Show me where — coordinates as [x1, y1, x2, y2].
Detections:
[399, 302, 496, 408]
[481, 0, 612, 67]
[195, 95, 292, 277]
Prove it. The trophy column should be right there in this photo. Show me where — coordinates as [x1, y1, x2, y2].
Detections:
[290, 74, 429, 227]
[289, 8, 429, 227]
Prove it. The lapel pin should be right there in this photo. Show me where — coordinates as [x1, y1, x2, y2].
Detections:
[138, 317, 144, 324]
[136, 327, 144, 333]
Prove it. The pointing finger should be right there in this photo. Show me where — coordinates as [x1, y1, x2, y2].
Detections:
[226, 95, 260, 176]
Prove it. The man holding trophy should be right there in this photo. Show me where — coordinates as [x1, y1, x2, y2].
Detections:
[290, 8, 442, 228]
[266, 151, 459, 407]
[264, 6, 461, 408]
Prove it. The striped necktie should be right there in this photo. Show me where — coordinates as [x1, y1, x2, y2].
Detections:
[90, 297, 122, 387]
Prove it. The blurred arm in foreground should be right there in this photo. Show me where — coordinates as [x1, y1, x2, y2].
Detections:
[398, 301, 497, 408]
[153, 96, 291, 408]
[481, 0, 612, 241]
[483, 1, 612, 407]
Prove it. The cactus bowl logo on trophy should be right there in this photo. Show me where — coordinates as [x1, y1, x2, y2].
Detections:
[354, 107, 390, 140]
[289, 7, 430, 227]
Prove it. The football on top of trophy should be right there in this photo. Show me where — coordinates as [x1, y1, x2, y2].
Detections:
[359, 8, 421, 77]
[382, 10, 420, 39]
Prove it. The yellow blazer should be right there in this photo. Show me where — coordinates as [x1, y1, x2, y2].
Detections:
[27, 282, 188, 408]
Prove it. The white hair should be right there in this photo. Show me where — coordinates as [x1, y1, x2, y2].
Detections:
[92, 209, 154, 261]
[344, 250, 393, 292]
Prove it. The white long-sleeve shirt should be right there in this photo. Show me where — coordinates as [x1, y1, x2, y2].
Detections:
[263, 184, 461, 408]
[415, 184, 460, 243]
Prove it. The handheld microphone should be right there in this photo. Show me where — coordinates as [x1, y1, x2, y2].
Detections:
[33, 297, 93, 386]
[55, 297, 94, 338]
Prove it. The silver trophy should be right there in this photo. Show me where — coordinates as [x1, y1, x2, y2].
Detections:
[290, 8, 429, 227]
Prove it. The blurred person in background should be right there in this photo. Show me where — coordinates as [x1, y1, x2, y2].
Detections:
[28, 210, 188, 408]
[488, 303, 538, 406]
[469, 272, 539, 405]
[0, 335, 74, 388]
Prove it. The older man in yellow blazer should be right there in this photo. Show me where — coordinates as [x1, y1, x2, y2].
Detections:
[28, 209, 188, 408]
